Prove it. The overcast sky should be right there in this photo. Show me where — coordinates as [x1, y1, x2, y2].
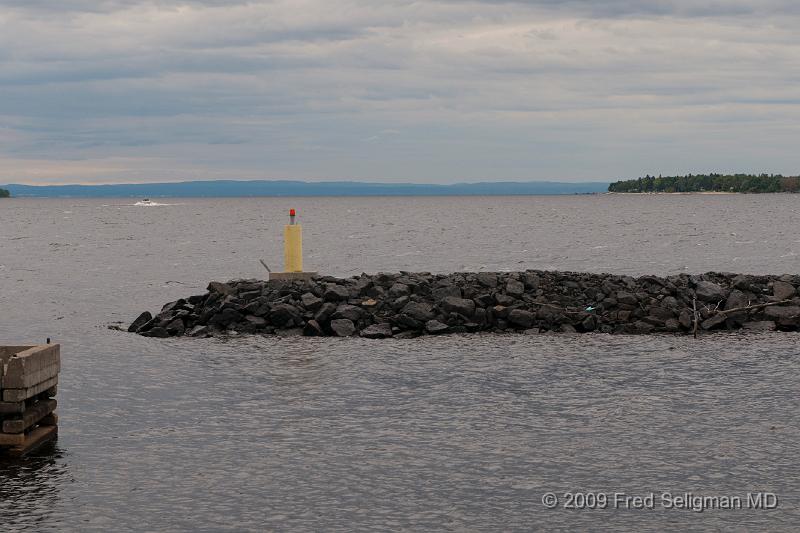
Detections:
[1, 1, 799, 184]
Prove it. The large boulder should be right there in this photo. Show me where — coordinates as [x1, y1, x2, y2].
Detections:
[441, 296, 475, 317]
[773, 281, 797, 300]
[333, 304, 364, 322]
[505, 279, 525, 297]
[330, 319, 356, 337]
[425, 320, 449, 334]
[323, 284, 350, 302]
[508, 309, 535, 328]
[270, 304, 301, 326]
[695, 281, 727, 303]
[763, 306, 800, 328]
[128, 311, 153, 332]
[360, 323, 393, 339]
[401, 302, 435, 322]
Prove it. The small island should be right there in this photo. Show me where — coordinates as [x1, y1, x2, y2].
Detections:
[0, 188, 9, 198]
[608, 173, 800, 193]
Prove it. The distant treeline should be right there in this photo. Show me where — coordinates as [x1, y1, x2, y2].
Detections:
[608, 174, 800, 193]
[0, 187, 10, 198]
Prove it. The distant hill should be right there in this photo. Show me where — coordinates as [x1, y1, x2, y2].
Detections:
[0, 187, 9, 198]
[608, 174, 800, 193]
[1, 180, 609, 198]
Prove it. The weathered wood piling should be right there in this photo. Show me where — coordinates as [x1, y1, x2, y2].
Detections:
[0, 345, 60, 457]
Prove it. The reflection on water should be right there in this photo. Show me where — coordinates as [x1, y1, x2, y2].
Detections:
[1, 197, 800, 530]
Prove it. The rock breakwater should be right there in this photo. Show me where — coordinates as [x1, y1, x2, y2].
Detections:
[129, 271, 800, 338]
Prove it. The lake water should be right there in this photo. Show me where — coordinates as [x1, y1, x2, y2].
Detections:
[1, 195, 799, 531]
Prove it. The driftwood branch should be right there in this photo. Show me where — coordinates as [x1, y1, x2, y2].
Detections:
[692, 298, 699, 338]
[714, 299, 793, 315]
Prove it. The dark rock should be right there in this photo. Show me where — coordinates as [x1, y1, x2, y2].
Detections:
[211, 307, 242, 326]
[141, 327, 169, 338]
[495, 294, 517, 306]
[508, 309, 535, 328]
[505, 279, 525, 297]
[389, 283, 410, 298]
[128, 311, 153, 332]
[323, 284, 350, 302]
[524, 272, 540, 290]
[207, 281, 236, 296]
[701, 314, 727, 330]
[401, 302, 435, 322]
[616, 291, 638, 306]
[476, 272, 498, 288]
[432, 285, 461, 300]
[245, 315, 267, 328]
[648, 307, 675, 321]
[425, 320, 449, 334]
[773, 281, 796, 300]
[270, 304, 302, 325]
[330, 318, 356, 337]
[361, 323, 393, 339]
[314, 302, 337, 324]
[333, 304, 364, 322]
[695, 281, 727, 303]
[678, 310, 693, 329]
[560, 324, 578, 334]
[441, 296, 475, 317]
[301, 292, 324, 311]
[473, 294, 495, 308]
[763, 306, 800, 328]
[303, 319, 324, 336]
[580, 315, 596, 332]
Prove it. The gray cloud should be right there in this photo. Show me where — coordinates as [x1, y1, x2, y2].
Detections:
[1, 0, 800, 184]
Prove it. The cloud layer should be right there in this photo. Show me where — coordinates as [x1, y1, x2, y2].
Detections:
[2, 0, 800, 184]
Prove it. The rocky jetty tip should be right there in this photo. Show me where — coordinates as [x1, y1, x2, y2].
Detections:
[128, 271, 800, 339]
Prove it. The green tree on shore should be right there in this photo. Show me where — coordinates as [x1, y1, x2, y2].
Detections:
[608, 174, 798, 193]
[0, 188, 10, 198]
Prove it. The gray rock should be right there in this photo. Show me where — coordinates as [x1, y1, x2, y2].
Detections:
[128, 311, 153, 332]
[425, 319, 449, 334]
[245, 315, 267, 327]
[695, 281, 727, 303]
[701, 314, 727, 330]
[166, 318, 185, 336]
[142, 327, 169, 338]
[389, 283, 410, 298]
[432, 285, 461, 300]
[476, 272, 498, 288]
[495, 294, 517, 306]
[441, 296, 476, 317]
[763, 305, 800, 327]
[187, 325, 210, 337]
[303, 319, 324, 336]
[334, 304, 363, 322]
[773, 281, 796, 300]
[401, 302, 435, 322]
[301, 292, 324, 311]
[314, 302, 337, 324]
[505, 279, 525, 297]
[207, 281, 236, 296]
[616, 291, 638, 305]
[361, 323, 393, 339]
[270, 304, 301, 325]
[508, 309, 535, 328]
[330, 318, 356, 337]
[473, 294, 495, 308]
[524, 272, 540, 290]
[323, 284, 350, 302]
[648, 307, 675, 321]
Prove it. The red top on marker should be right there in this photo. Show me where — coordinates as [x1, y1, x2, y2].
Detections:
[289, 209, 296, 216]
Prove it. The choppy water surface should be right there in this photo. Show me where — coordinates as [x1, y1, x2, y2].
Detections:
[1, 195, 799, 531]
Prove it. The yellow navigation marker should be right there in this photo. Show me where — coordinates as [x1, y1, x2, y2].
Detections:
[269, 208, 317, 281]
[284, 208, 303, 272]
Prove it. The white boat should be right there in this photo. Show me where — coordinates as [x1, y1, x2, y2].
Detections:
[134, 198, 160, 206]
